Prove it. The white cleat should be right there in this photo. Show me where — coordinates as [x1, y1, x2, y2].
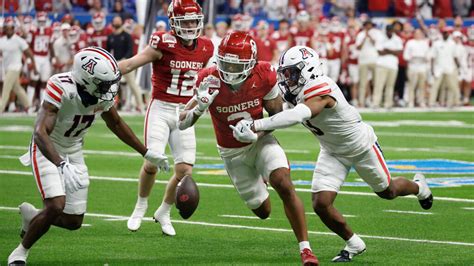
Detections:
[19, 202, 39, 238]
[153, 207, 176, 236]
[413, 173, 433, 210]
[8, 245, 28, 265]
[127, 205, 148, 232]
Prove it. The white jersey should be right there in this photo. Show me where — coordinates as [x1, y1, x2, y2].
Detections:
[291, 75, 376, 156]
[44, 72, 115, 151]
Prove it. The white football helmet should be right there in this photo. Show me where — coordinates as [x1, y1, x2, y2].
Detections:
[278, 46, 323, 103]
[72, 47, 121, 101]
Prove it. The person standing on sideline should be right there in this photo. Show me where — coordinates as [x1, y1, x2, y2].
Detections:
[373, 25, 403, 108]
[107, 15, 144, 113]
[0, 17, 37, 113]
[356, 20, 379, 107]
[404, 29, 430, 107]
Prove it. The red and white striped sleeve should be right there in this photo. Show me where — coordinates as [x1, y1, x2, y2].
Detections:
[303, 82, 331, 101]
[44, 78, 64, 108]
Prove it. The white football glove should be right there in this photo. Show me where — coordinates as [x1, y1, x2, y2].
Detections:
[58, 161, 88, 194]
[144, 150, 170, 172]
[230, 119, 258, 143]
[196, 78, 220, 113]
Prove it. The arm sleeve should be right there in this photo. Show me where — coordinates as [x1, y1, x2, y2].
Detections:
[302, 82, 331, 101]
[263, 84, 279, 100]
[253, 103, 312, 131]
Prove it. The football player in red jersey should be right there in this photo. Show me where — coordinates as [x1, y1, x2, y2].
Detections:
[118, 0, 213, 236]
[178, 31, 319, 266]
[290, 11, 314, 47]
[87, 12, 113, 49]
[26, 12, 54, 110]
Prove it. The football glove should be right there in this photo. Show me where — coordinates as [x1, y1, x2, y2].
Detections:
[230, 119, 258, 143]
[58, 161, 88, 194]
[144, 150, 170, 172]
[196, 78, 220, 113]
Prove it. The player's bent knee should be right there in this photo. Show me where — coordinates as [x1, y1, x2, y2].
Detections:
[174, 163, 193, 180]
[269, 168, 293, 196]
[143, 161, 158, 175]
[64, 215, 84, 230]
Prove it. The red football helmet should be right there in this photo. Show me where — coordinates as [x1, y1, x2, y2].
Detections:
[217, 31, 257, 85]
[167, 0, 203, 40]
[36, 11, 48, 28]
[92, 12, 106, 31]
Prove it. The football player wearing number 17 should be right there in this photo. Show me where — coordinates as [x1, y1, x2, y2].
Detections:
[231, 46, 434, 263]
[7, 47, 169, 265]
[118, 0, 213, 236]
[179, 31, 319, 266]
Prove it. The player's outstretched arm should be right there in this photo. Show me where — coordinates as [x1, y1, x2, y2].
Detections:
[178, 99, 201, 130]
[33, 102, 63, 166]
[101, 106, 169, 171]
[253, 96, 332, 132]
[118, 45, 162, 75]
[101, 106, 148, 156]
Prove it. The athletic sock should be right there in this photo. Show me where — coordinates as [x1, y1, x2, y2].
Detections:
[136, 196, 148, 208]
[345, 234, 365, 253]
[299, 241, 311, 252]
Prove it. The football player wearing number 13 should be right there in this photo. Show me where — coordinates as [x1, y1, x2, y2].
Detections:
[232, 46, 434, 263]
[179, 31, 319, 266]
[118, 0, 213, 235]
[7, 47, 169, 265]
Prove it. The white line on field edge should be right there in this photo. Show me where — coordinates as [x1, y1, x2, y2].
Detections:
[462, 207, 474, 210]
[0, 206, 472, 247]
[383, 210, 434, 215]
[305, 212, 357, 218]
[219, 214, 267, 220]
[1, 169, 474, 203]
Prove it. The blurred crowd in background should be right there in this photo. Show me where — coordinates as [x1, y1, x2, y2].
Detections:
[0, 0, 473, 113]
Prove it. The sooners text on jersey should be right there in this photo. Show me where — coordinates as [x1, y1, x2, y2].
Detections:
[196, 62, 277, 148]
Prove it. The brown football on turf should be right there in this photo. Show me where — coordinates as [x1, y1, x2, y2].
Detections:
[175, 175, 199, 219]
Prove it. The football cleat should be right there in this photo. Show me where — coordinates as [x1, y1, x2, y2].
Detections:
[153, 206, 176, 236]
[127, 204, 148, 232]
[413, 173, 433, 210]
[300, 248, 319, 266]
[19, 202, 39, 238]
[331, 248, 366, 262]
[8, 246, 28, 265]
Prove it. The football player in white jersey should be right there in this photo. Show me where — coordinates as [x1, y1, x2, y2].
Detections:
[7, 47, 169, 265]
[231, 46, 433, 263]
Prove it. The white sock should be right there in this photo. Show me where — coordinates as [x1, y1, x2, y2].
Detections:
[299, 241, 311, 252]
[160, 202, 172, 212]
[8, 102, 16, 112]
[17, 243, 29, 253]
[345, 234, 365, 252]
[136, 196, 148, 207]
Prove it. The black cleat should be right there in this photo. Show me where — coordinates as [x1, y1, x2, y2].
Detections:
[332, 249, 366, 263]
[9, 261, 26, 266]
[419, 194, 433, 210]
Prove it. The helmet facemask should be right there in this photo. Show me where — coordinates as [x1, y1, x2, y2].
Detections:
[277, 61, 306, 104]
[90, 74, 121, 101]
[217, 53, 255, 86]
[170, 14, 203, 40]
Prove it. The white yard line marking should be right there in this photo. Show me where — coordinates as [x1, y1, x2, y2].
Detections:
[383, 210, 434, 215]
[0, 206, 472, 247]
[219, 214, 268, 220]
[462, 207, 474, 210]
[0, 155, 21, 159]
[2, 169, 474, 203]
[81, 224, 92, 227]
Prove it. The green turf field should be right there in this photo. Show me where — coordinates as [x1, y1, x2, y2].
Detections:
[1, 111, 473, 265]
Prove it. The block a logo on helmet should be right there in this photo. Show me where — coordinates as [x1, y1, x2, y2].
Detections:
[82, 59, 97, 75]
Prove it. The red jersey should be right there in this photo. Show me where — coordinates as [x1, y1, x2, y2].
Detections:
[344, 35, 358, 65]
[87, 27, 113, 49]
[271, 31, 290, 53]
[30, 27, 53, 56]
[291, 28, 314, 47]
[196, 62, 277, 148]
[255, 37, 276, 62]
[149, 31, 213, 104]
[328, 32, 344, 60]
